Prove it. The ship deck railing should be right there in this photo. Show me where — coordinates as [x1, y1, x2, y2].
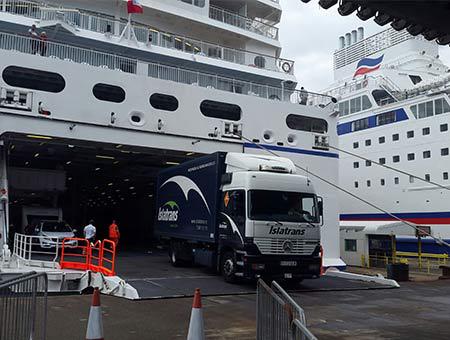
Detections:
[209, 5, 278, 40]
[0, 31, 333, 106]
[0, 0, 293, 75]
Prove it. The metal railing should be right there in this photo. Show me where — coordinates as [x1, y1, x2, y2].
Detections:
[209, 5, 278, 40]
[1, 0, 293, 74]
[361, 253, 449, 274]
[257, 279, 317, 340]
[0, 32, 332, 106]
[0, 272, 48, 340]
[13, 233, 62, 269]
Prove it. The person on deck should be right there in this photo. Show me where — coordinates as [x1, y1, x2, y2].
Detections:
[108, 220, 120, 247]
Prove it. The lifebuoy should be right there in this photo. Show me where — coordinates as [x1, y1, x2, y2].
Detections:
[362, 79, 368, 87]
[282, 62, 291, 73]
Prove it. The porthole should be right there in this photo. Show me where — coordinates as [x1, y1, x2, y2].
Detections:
[2, 66, 65, 93]
[263, 130, 274, 143]
[129, 111, 145, 126]
[93, 83, 125, 103]
[287, 134, 297, 146]
[150, 93, 179, 112]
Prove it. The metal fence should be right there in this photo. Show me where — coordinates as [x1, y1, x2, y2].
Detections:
[257, 280, 317, 340]
[0, 272, 48, 340]
[13, 233, 61, 269]
[209, 6, 278, 40]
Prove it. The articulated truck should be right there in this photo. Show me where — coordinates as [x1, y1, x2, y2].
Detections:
[154, 152, 323, 283]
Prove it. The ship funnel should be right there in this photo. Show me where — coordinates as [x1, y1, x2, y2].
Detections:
[339, 36, 345, 49]
[345, 33, 351, 47]
[357, 27, 364, 41]
[351, 30, 357, 44]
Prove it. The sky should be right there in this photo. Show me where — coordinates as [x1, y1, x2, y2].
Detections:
[278, 0, 450, 92]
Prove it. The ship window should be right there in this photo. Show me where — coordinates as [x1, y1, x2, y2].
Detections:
[200, 100, 241, 121]
[353, 162, 359, 169]
[407, 153, 415, 161]
[425, 174, 430, 181]
[423, 127, 430, 135]
[372, 89, 395, 106]
[352, 118, 369, 132]
[366, 180, 371, 187]
[394, 177, 399, 185]
[434, 98, 450, 115]
[407, 130, 414, 138]
[409, 176, 415, 183]
[2, 66, 65, 93]
[150, 93, 179, 111]
[93, 83, 125, 103]
[423, 150, 431, 159]
[379, 158, 386, 165]
[411, 105, 418, 118]
[441, 124, 448, 132]
[409, 75, 422, 85]
[393, 155, 400, 163]
[353, 142, 359, 149]
[379, 136, 385, 144]
[444, 172, 449, 180]
[366, 160, 372, 167]
[345, 239, 357, 252]
[392, 133, 399, 141]
[365, 139, 371, 146]
[254, 56, 266, 69]
[350, 97, 361, 114]
[354, 181, 359, 188]
[380, 179, 385, 186]
[441, 148, 449, 156]
[377, 111, 396, 126]
[180, 0, 205, 7]
[286, 114, 328, 133]
[362, 95, 372, 110]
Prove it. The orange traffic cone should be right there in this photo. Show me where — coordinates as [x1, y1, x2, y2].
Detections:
[86, 288, 104, 340]
[187, 288, 205, 340]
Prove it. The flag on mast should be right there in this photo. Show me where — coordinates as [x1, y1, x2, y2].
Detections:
[127, 0, 143, 14]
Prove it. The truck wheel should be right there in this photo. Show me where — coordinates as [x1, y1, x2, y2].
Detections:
[221, 251, 237, 283]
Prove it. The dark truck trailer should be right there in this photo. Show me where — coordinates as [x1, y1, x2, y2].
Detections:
[155, 152, 323, 283]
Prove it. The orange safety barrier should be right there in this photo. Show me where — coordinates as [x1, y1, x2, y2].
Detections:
[100, 239, 116, 276]
[59, 238, 117, 276]
[89, 240, 103, 273]
[60, 238, 90, 271]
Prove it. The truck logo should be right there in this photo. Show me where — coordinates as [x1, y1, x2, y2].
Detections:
[158, 201, 179, 222]
[282, 240, 294, 253]
[161, 175, 211, 214]
[269, 226, 305, 236]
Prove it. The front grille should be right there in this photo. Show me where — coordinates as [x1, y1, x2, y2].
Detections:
[254, 238, 318, 255]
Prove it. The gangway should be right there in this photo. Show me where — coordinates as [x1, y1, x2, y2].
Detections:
[0, 233, 138, 298]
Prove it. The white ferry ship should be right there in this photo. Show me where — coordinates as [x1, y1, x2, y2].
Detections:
[326, 27, 450, 255]
[0, 1, 344, 267]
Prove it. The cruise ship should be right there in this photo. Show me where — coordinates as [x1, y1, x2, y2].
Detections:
[0, 0, 345, 268]
[326, 27, 450, 256]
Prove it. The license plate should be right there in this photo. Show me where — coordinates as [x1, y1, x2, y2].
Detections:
[284, 273, 293, 279]
[280, 261, 297, 267]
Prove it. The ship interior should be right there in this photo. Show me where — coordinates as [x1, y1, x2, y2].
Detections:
[3, 133, 198, 249]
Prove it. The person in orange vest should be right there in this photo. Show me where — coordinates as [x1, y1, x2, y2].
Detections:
[108, 220, 120, 247]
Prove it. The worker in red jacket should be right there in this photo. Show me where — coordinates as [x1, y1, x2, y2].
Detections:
[108, 220, 120, 247]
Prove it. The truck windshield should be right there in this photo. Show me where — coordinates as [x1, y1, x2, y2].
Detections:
[249, 190, 319, 223]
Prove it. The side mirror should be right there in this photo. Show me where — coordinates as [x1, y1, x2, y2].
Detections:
[318, 197, 323, 216]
